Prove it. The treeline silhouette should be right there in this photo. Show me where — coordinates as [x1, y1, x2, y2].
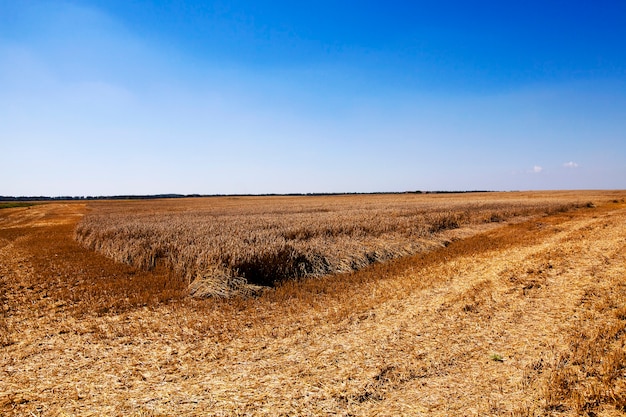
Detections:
[0, 190, 495, 202]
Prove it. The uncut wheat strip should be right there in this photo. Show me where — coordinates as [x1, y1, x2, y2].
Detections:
[73, 195, 590, 294]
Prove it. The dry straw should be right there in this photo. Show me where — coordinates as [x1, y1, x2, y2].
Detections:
[3, 191, 626, 416]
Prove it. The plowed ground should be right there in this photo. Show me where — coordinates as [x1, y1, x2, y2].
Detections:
[1, 193, 626, 416]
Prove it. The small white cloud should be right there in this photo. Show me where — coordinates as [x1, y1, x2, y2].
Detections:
[532, 165, 543, 173]
[563, 161, 579, 168]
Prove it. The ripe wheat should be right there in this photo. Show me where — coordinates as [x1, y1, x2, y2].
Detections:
[75, 194, 584, 297]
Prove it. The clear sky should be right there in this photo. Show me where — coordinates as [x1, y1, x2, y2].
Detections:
[1, 1, 625, 196]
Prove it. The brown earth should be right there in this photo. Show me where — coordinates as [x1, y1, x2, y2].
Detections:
[1, 192, 626, 416]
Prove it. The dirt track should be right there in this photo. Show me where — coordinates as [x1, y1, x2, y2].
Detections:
[1, 195, 626, 416]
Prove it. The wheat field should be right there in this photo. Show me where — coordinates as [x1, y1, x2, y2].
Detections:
[2, 190, 626, 416]
[75, 193, 586, 297]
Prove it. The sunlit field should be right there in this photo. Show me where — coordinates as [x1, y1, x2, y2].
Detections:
[2, 190, 626, 416]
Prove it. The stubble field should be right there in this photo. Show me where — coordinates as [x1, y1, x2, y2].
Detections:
[1, 190, 626, 416]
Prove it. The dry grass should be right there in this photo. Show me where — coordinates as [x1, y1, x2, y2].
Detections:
[2, 191, 626, 416]
[530, 218, 626, 415]
[0, 283, 10, 348]
[75, 192, 589, 297]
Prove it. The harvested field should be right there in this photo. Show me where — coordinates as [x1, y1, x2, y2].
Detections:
[75, 192, 593, 297]
[1, 190, 626, 416]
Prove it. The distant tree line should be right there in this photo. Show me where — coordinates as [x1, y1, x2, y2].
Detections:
[0, 190, 496, 202]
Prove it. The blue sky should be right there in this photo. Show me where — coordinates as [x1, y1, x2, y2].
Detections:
[1, 1, 625, 195]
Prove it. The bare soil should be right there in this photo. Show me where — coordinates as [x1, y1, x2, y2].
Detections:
[1, 192, 626, 416]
